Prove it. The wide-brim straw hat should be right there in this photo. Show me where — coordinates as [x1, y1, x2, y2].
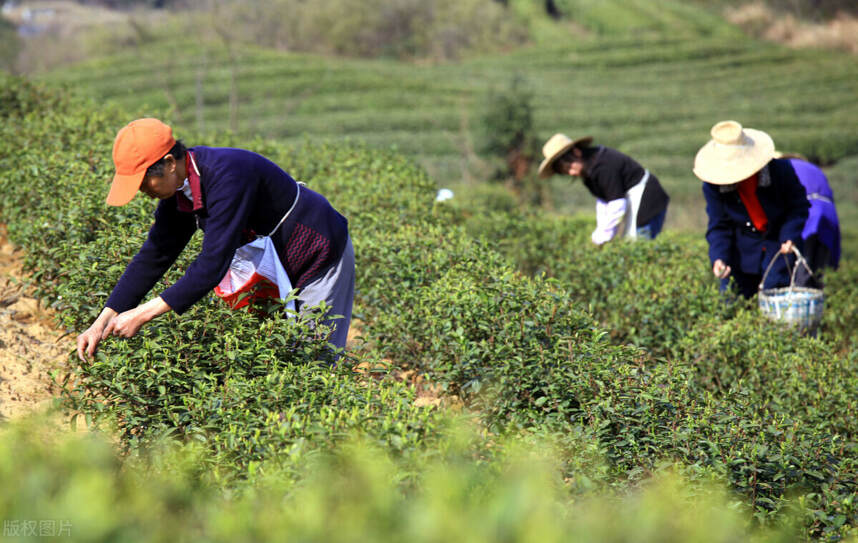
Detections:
[693, 120, 775, 185]
[538, 133, 593, 178]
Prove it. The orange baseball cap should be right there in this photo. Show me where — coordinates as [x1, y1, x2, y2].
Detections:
[107, 118, 176, 206]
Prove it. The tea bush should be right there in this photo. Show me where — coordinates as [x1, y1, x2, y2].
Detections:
[0, 76, 448, 484]
[678, 309, 856, 434]
[3, 75, 858, 539]
[433, 201, 858, 536]
[820, 260, 858, 353]
[3, 419, 820, 543]
[454, 209, 737, 356]
[355, 221, 634, 428]
[347, 213, 858, 536]
[674, 310, 858, 533]
[62, 302, 443, 468]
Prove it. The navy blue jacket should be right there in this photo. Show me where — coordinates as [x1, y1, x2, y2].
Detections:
[105, 147, 348, 314]
[703, 158, 809, 289]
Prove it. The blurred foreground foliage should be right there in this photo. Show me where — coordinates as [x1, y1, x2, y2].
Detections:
[2, 417, 812, 543]
[1, 74, 858, 540]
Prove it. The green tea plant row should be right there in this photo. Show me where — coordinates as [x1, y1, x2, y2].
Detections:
[353, 220, 858, 536]
[285, 138, 858, 536]
[2, 75, 857, 539]
[438, 198, 858, 533]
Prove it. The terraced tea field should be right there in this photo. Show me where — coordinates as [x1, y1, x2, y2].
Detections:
[39, 0, 858, 232]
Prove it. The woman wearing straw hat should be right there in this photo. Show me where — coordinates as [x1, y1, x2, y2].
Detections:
[693, 121, 809, 298]
[538, 134, 670, 245]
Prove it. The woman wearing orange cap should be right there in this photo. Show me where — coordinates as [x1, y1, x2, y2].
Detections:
[76, 118, 353, 361]
[693, 121, 809, 298]
[538, 133, 670, 245]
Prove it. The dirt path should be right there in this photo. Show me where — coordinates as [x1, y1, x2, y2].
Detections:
[0, 225, 72, 422]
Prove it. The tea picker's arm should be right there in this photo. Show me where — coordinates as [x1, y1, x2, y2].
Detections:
[76, 296, 172, 362]
[101, 296, 171, 340]
[702, 183, 733, 274]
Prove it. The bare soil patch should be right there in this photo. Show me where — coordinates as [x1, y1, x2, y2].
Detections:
[0, 225, 72, 422]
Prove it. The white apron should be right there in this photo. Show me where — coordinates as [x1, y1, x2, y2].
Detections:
[620, 169, 650, 239]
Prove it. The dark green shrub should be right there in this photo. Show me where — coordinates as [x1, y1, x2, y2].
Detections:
[0, 75, 59, 117]
[477, 75, 539, 184]
[455, 210, 737, 356]
[673, 309, 858, 536]
[820, 259, 858, 353]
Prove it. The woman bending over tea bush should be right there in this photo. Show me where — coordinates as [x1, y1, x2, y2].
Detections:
[537, 133, 670, 245]
[693, 121, 809, 299]
[76, 118, 353, 361]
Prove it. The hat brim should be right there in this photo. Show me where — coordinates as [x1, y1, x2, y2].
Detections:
[106, 170, 146, 206]
[538, 136, 593, 178]
[693, 128, 775, 185]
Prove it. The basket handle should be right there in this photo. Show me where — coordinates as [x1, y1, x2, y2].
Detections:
[758, 245, 813, 291]
[787, 246, 814, 293]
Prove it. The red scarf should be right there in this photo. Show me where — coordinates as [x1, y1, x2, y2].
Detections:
[176, 151, 204, 213]
[736, 174, 768, 232]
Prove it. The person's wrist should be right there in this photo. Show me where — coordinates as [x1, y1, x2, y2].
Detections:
[94, 314, 114, 330]
[132, 305, 150, 324]
[140, 297, 169, 320]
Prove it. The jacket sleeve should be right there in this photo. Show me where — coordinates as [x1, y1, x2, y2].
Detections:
[591, 198, 627, 245]
[159, 174, 259, 314]
[773, 160, 810, 245]
[703, 182, 733, 265]
[105, 199, 197, 313]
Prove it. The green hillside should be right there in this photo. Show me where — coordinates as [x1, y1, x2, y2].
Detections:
[39, 0, 858, 233]
[3, 2, 858, 539]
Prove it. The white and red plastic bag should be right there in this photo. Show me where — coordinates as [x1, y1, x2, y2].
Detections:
[213, 183, 302, 311]
[214, 236, 295, 311]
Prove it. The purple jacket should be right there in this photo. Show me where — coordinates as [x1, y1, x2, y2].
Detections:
[105, 147, 348, 314]
[788, 158, 840, 268]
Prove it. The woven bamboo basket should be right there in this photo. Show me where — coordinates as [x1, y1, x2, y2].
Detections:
[758, 247, 824, 333]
